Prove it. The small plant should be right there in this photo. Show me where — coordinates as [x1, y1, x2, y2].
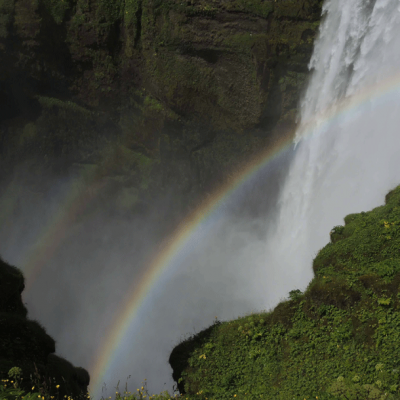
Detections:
[0, 366, 183, 400]
[0, 367, 43, 400]
[327, 365, 400, 400]
[288, 289, 303, 301]
[330, 225, 345, 237]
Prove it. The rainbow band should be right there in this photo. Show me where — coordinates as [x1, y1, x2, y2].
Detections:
[16, 69, 400, 399]
[87, 70, 400, 398]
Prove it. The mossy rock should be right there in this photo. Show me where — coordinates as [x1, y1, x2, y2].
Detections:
[169, 184, 400, 399]
[0, 257, 90, 400]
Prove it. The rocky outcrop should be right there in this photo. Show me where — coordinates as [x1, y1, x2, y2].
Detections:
[0, 0, 323, 219]
[0, 256, 90, 399]
[168, 184, 400, 398]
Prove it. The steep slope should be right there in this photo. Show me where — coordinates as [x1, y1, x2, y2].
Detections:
[0, 0, 323, 218]
[0, 257, 90, 400]
[169, 184, 400, 399]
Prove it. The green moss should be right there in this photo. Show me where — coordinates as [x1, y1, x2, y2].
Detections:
[35, 96, 93, 117]
[180, 4, 218, 18]
[124, 0, 140, 25]
[222, 32, 260, 53]
[143, 95, 164, 113]
[274, 0, 322, 20]
[75, 0, 89, 13]
[268, 19, 319, 47]
[41, 0, 72, 25]
[279, 71, 306, 91]
[69, 11, 86, 30]
[95, 0, 123, 24]
[274, 0, 302, 19]
[0, 0, 14, 38]
[146, 48, 214, 103]
[123, 0, 141, 57]
[223, 0, 274, 18]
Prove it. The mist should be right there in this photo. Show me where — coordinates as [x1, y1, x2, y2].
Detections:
[2, 0, 400, 398]
[0, 144, 295, 398]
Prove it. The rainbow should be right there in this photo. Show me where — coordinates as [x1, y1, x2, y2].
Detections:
[20, 175, 106, 292]
[15, 69, 400, 399]
[87, 129, 296, 399]
[87, 70, 400, 399]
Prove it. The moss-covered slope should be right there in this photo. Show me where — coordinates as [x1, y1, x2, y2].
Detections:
[0, 257, 90, 400]
[169, 184, 400, 400]
[0, 0, 323, 217]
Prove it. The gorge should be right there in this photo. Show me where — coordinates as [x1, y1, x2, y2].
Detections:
[2, 0, 400, 399]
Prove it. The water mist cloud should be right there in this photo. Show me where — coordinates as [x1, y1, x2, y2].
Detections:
[3, 0, 400, 398]
[0, 145, 294, 398]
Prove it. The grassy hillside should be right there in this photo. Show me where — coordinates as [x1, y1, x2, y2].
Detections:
[3, 183, 400, 400]
[167, 183, 400, 400]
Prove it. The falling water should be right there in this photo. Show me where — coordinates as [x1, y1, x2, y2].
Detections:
[263, 0, 400, 297]
[4, 1, 400, 398]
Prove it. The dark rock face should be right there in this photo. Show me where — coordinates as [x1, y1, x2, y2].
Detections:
[0, 256, 90, 399]
[0, 2, 324, 397]
[0, 0, 323, 219]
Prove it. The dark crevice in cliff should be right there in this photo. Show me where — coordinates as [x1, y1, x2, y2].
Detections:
[0, 82, 19, 122]
[256, 75, 283, 137]
[177, 44, 221, 64]
[198, 48, 220, 63]
[37, 4, 74, 79]
[256, 60, 270, 93]
[134, 1, 143, 48]
[107, 21, 123, 58]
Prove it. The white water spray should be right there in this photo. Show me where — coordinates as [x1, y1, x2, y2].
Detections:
[262, 0, 400, 299]
[4, 1, 400, 398]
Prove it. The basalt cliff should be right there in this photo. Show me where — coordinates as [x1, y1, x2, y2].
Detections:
[0, 0, 323, 220]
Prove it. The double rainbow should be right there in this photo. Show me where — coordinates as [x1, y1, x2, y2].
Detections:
[16, 70, 400, 399]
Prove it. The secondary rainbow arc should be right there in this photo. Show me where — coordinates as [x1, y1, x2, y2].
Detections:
[14, 70, 400, 399]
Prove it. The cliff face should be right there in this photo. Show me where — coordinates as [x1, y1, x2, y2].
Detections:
[0, 0, 322, 217]
[0, 257, 90, 399]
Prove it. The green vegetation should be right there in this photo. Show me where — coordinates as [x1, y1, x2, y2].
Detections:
[223, 0, 274, 18]
[1, 0, 322, 180]
[3, 185, 400, 399]
[41, 0, 71, 25]
[0, 367, 180, 400]
[165, 184, 400, 399]
[279, 71, 307, 92]
[35, 96, 93, 118]
[222, 33, 263, 54]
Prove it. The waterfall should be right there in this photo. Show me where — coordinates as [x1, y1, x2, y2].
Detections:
[263, 0, 400, 299]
